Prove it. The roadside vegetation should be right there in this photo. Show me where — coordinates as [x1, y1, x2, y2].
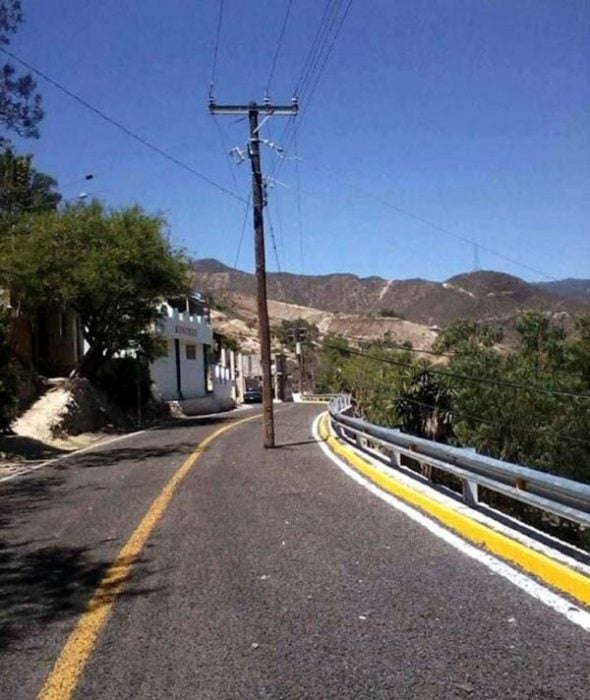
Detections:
[0, 4, 191, 427]
[317, 315, 590, 485]
[316, 315, 590, 544]
[6, 201, 190, 380]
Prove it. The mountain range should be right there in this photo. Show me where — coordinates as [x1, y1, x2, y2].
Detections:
[191, 259, 589, 330]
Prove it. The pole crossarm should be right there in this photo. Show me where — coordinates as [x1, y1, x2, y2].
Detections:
[209, 99, 299, 116]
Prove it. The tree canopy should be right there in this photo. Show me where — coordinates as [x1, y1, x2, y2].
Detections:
[272, 318, 319, 352]
[0, 148, 60, 221]
[6, 201, 191, 377]
[0, 1, 43, 146]
[317, 315, 590, 485]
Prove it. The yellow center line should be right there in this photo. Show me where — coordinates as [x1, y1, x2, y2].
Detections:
[38, 413, 260, 700]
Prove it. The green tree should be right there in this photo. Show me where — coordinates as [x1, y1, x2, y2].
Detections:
[396, 370, 454, 442]
[0, 148, 61, 221]
[272, 318, 319, 352]
[1, 1, 44, 146]
[316, 335, 350, 393]
[434, 319, 503, 353]
[441, 314, 590, 482]
[6, 201, 190, 379]
[566, 316, 590, 387]
[514, 312, 564, 369]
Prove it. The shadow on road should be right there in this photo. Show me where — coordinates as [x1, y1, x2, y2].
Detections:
[0, 410, 266, 654]
[0, 538, 159, 652]
[274, 438, 323, 449]
[0, 433, 67, 463]
[0, 474, 159, 654]
[65, 442, 200, 469]
[153, 411, 260, 431]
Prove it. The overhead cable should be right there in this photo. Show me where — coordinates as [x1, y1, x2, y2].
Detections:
[324, 342, 590, 401]
[211, 115, 243, 198]
[233, 194, 252, 270]
[294, 0, 342, 99]
[292, 155, 583, 314]
[266, 0, 294, 96]
[265, 198, 282, 272]
[0, 46, 245, 204]
[380, 394, 590, 449]
[209, 0, 225, 97]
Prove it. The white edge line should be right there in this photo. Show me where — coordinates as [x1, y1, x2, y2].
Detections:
[0, 428, 148, 484]
[312, 413, 590, 633]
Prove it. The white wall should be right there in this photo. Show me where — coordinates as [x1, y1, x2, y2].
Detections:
[213, 364, 232, 402]
[150, 305, 213, 401]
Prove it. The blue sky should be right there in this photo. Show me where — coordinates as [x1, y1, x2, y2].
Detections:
[5, 0, 589, 282]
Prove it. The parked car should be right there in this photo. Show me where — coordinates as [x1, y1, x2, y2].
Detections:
[243, 388, 263, 403]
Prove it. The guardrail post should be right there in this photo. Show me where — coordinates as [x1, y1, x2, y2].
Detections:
[462, 479, 479, 507]
[331, 419, 341, 439]
[389, 449, 401, 469]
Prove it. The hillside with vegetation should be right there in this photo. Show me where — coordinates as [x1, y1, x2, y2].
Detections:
[192, 259, 588, 332]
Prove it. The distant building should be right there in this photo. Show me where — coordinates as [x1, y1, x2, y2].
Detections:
[150, 295, 213, 401]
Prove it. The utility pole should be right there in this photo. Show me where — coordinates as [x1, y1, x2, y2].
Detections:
[292, 324, 307, 395]
[296, 339, 304, 395]
[209, 97, 298, 448]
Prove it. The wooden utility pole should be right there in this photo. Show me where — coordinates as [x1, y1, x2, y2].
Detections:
[209, 98, 298, 448]
[296, 339, 304, 395]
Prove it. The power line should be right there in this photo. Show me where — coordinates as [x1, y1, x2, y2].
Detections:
[298, 0, 353, 118]
[294, 156, 584, 315]
[271, 0, 342, 173]
[380, 394, 590, 450]
[266, 0, 294, 96]
[294, 0, 341, 99]
[209, 0, 225, 96]
[273, 0, 353, 179]
[324, 342, 590, 401]
[303, 158, 564, 286]
[0, 46, 245, 204]
[264, 120, 287, 272]
[346, 335, 457, 358]
[265, 197, 282, 272]
[293, 127, 305, 274]
[233, 194, 252, 270]
[211, 115, 242, 198]
[271, 157, 547, 320]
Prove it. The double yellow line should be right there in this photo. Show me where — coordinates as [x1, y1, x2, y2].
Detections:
[38, 413, 260, 700]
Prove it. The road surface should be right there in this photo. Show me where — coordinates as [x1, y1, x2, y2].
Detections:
[0, 404, 588, 699]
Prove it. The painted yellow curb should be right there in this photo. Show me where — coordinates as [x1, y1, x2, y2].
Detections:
[38, 413, 261, 700]
[320, 414, 590, 607]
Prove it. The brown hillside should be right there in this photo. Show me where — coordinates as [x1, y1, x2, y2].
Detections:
[192, 260, 586, 330]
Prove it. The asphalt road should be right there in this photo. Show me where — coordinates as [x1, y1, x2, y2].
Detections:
[0, 404, 588, 699]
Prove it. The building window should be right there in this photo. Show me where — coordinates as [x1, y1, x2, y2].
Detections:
[186, 344, 197, 360]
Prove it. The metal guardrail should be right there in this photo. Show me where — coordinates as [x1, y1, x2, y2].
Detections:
[328, 395, 590, 527]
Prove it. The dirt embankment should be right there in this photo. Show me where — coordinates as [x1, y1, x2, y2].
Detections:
[213, 292, 439, 352]
[1, 379, 132, 479]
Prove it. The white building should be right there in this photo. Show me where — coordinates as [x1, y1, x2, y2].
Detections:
[150, 300, 214, 401]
